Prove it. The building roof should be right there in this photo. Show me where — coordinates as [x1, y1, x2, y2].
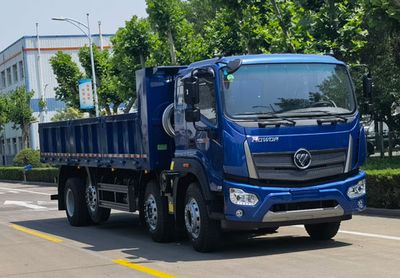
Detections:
[0, 34, 114, 56]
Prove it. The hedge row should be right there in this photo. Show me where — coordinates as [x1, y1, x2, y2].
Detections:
[0, 167, 58, 184]
[365, 169, 400, 209]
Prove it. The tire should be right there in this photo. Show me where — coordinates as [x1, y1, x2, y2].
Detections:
[64, 178, 91, 226]
[305, 221, 340, 240]
[85, 180, 111, 224]
[143, 180, 175, 242]
[184, 183, 221, 252]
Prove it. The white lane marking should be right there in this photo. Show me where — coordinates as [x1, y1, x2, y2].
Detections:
[0, 187, 50, 196]
[293, 225, 400, 241]
[339, 230, 400, 241]
[4, 200, 47, 210]
[37, 200, 57, 205]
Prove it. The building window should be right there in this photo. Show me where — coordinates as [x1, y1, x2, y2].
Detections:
[6, 68, 11, 86]
[0, 71, 5, 88]
[12, 64, 18, 83]
[12, 138, 17, 154]
[18, 137, 23, 151]
[19, 61, 24, 80]
[6, 139, 11, 155]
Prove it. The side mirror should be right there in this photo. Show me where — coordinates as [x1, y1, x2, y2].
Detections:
[227, 59, 242, 74]
[183, 76, 199, 105]
[185, 108, 200, 122]
[363, 73, 373, 99]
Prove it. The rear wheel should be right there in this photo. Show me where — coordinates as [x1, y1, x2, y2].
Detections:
[143, 180, 175, 242]
[85, 180, 111, 224]
[305, 221, 340, 240]
[65, 178, 91, 226]
[184, 183, 221, 252]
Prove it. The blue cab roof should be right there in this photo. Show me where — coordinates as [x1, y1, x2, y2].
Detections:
[187, 54, 344, 69]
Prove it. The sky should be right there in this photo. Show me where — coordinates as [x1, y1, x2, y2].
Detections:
[0, 0, 148, 50]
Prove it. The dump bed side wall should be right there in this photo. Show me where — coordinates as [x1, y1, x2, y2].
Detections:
[40, 66, 184, 171]
[40, 113, 145, 169]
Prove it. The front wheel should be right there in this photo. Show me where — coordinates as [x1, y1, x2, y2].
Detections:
[305, 221, 340, 240]
[184, 183, 221, 252]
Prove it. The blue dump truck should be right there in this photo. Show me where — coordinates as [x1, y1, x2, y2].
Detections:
[40, 54, 370, 252]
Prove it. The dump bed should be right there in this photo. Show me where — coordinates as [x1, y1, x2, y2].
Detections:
[39, 66, 184, 170]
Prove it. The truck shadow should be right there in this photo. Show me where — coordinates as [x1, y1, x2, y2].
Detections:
[13, 212, 351, 262]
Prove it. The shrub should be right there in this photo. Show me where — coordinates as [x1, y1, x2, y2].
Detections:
[362, 157, 400, 171]
[365, 169, 400, 209]
[0, 167, 58, 184]
[13, 148, 42, 168]
[25, 168, 59, 183]
[0, 167, 24, 181]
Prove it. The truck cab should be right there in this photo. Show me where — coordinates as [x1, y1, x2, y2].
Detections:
[170, 54, 367, 248]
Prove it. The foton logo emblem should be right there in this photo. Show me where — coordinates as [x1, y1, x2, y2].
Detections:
[293, 148, 312, 170]
[251, 136, 279, 143]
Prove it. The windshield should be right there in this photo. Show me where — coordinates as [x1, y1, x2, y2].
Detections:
[221, 63, 356, 119]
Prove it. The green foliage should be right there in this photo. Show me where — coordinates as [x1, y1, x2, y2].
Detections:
[78, 46, 123, 115]
[366, 170, 400, 209]
[25, 168, 59, 183]
[13, 148, 42, 168]
[0, 167, 58, 183]
[361, 158, 400, 209]
[362, 157, 400, 170]
[7, 87, 35, 148]
[111, 16, 154, 112]
[50, 51, 83, 109]
[51, 107, 85, 122]
[0, 95, 9, 131]
[0, 167, 24, 181]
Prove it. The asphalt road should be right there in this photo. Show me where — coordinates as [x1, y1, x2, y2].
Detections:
[0, 182, 399, 278]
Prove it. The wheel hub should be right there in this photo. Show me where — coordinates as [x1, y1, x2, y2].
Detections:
[144, 194, 158, 231]
[185, 198, 201, 239]
[86, 184, 98, 213]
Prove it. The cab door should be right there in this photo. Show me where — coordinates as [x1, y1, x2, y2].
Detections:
[174, 69, 223, 192]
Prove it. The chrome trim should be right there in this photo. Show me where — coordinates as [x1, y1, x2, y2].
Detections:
[244, 140, 258, 179]
[262, 205, 344, 222]
[345, 134, 353, 173]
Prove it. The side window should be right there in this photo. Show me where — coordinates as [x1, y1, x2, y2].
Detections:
[198, 75, 217, 125]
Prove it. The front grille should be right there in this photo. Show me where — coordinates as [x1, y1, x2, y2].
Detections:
[271, 200, 339, 212]
[252, 148, 347, 182]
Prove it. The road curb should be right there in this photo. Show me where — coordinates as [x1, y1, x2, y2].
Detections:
[0, 180, 56, 187]
[359, 207, 400, 218]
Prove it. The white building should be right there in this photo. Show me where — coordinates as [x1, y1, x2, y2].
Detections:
[0, 34, 113, 165]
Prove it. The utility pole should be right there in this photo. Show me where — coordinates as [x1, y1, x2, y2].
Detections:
[36, 23, 46, 123]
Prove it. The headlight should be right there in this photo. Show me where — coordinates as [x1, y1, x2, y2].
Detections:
[347, 179, 366, 199]
[229, 188, 259, 206]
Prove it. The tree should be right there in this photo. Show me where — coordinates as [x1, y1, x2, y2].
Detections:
[78, 46, 122, 115]
[111, 16, 155, 112]
[50, 51, 83, 109]
[0, 95, 9, 131]
[146, 0, 186, 64]
[7, 87, 36, 148]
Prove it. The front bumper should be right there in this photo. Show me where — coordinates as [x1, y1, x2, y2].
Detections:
[223, 171, 366, 227]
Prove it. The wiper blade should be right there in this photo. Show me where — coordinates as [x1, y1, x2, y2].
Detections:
[234, 112, 296, 127]
[286, 110, 348, 124]
[258, 119, 296, 128]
